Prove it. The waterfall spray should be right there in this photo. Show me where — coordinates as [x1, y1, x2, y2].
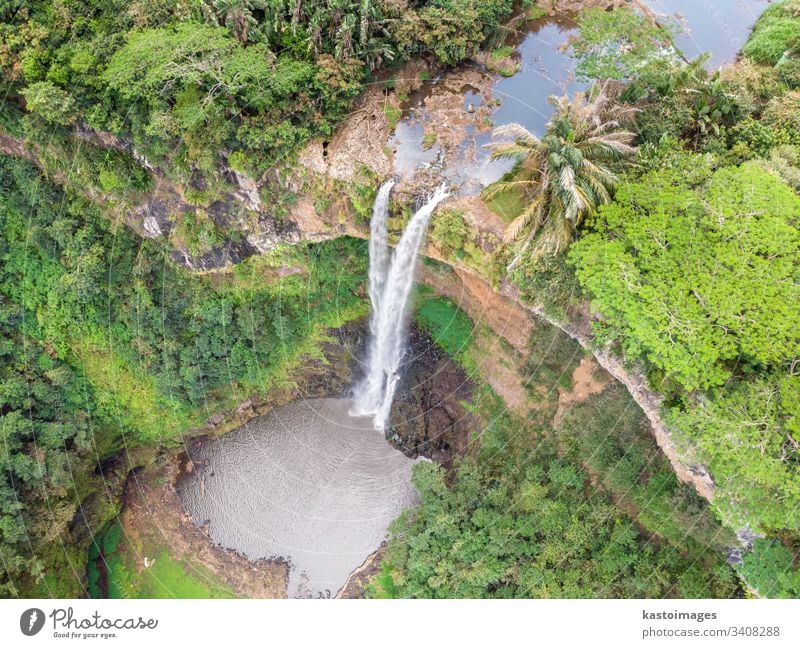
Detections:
[353, 182, 450, 430]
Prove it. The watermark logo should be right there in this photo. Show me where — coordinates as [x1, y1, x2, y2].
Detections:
[20, 608, 45, 636]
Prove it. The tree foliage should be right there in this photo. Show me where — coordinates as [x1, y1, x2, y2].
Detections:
[0, 153, 368, 593]
[570, 159, 800, 534]
[375, 413, 737, 599]
[669, 375, 800, 531]
[486, 84, 635, 267]
[570, 162, 800, 393]
[0, 0, 519, 176]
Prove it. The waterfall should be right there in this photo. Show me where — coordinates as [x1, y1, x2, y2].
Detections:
[353, 182, 450, 430]
[366, 180, 395, 333]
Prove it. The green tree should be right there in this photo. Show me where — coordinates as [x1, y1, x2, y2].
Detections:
[670, 374, 800, 531]
[20, 81, 77, 125]
[485, 84, 635, 267]
[570, 161, 800, 392]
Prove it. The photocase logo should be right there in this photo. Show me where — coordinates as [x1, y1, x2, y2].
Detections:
[20, 608, 45, 636]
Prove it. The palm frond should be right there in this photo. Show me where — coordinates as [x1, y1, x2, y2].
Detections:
[494, 84, 635, 264]
[481, 178, 536, 200]
[491, 123, 541, 146]
[581, 159, 617, 186]
[503, 193, 545, 243]
[581, 172, 612, 205]
[487, 143, 537, 162]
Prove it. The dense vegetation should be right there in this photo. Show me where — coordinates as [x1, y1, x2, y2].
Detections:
[2, 0, 800, 600]
[489, 0, 800, 596]
[374, 304, 738, 598]
[0, 0, 539, 600]
[1, 0, 518, 181]
[571, 163, 800, 532]
[0, 151, 368, 595]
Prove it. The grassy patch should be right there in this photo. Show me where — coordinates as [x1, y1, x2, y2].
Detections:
[491, 45, 515, 60]
[138, 551, 233, 598]
[413, 292, 475, 366]
[383, 104, 403, 130]
[90, 521, 234, 599]
[483, 183, 526, 223]
[526, 4, 547, 21]
[742, 2, 800, 65]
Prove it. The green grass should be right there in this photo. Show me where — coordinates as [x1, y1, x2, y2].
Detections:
[491, 45, 515, 60]
[383, 104, 403, 130]
[138, 551, 233, 598]
[367, 563, 400, 599]
[483, 183, 526, 223]
[524, 323, 583, 394]
[742, 1, 800, 65]
[526, 4, 547, 20]
[414, 292, 475, 365]
[89, 521, 234, 599]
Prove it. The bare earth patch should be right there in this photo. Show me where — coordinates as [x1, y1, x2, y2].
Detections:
[553, 356, 611, 427]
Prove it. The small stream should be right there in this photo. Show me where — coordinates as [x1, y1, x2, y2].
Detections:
[646, 0, 771, 70]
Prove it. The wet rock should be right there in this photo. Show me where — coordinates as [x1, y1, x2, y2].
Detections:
[388, 325, 477, 468]
[244, 214, 302, 254]
[131, 196, 175, 239]
[230, 169, 262, 211]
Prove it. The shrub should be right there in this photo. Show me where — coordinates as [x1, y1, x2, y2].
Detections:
[431, 209, 468, 255]
[762, 90, 800, 140]
[718, 58, 783, 115]
[634, 95, 694, 144]
[760, 144, 800, 189]
[743, 1, 800, 65]
[730, 117, 791, 156]
[777, 54, 800, 87]
[570, 7, 677, 82]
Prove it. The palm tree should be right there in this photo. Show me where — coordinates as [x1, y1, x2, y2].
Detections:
[485, 83, 636, 269]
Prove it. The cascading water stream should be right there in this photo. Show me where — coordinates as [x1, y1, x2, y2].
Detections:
[366, 180, 395, 341]
[353, 181, 450, 430]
